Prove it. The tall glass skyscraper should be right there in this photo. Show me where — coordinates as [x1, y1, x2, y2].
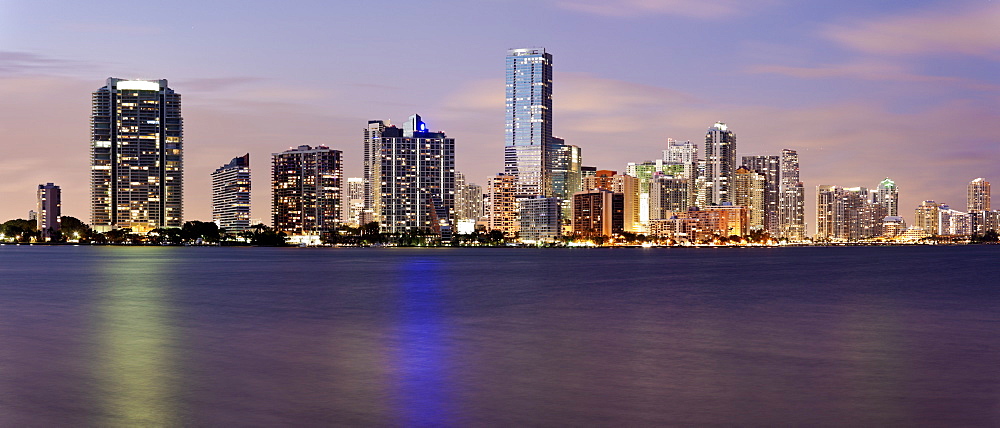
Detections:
[876, 178, 899, 217]
[705, 122, 736, 205]
[211, 154, 251, 232]
[91, 78, 183, 233]
[779, 148, 806, 240]
[505, 47, 554, 197]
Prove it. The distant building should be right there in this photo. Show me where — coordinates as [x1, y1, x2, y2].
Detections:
[938, 208, 971, 236]
[572, 189, 624, 237]
[741, 155, 780, 233]
[779, 149, 805, 240]
[968, 178, 991, 212]
[816, 185, 884, 241]
[668, 205, 748, 241]
[91, 78, 183, 233]
[882, 216, 906, 238]
[584, 171, 639, 232]
[488, 173, 520, 237]
[663, 138, 697, 164]
[212, 154, 251, 232]
[705, 122, 737, 205]
[37, 183, 61, 239]
[272, 145, 342, 241]
[455, 172, 483, 222]
[733, 167, 765, 231]
[518, 196, 562, 243]
[505, 47, 556, 197]
[914, 200, 943, 235]
[649, 175, 689, 220]
[342, 177, 365, 227]
[875, 178, 899, 217]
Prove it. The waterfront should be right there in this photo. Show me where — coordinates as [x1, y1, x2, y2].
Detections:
[0, 246, 997, 426]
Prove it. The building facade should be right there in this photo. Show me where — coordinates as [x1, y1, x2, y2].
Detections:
[518, 196, 562, 243]
[876, 178, 899, 217]
[914, 200, 943, 235]
[211, 154, 251, 232]
[505, 48, 555, 197]
[741, 155, 780, 233]
[733, 167, 765, 231]
[572, 189, 624, 237]
[816, 186, 884, 241]
[704, 122, 737, 205]
[968, 178, 991, 212]
[91, 78, 183, 233]
[779, 149, 806, 240]
[37, 183, 61, 239]
[272, 145, 342, 239]
[488, 173, 520, 237]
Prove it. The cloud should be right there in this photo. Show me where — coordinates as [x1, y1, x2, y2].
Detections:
[745, 61, 1000, 91]
[822, 3, 1000, 59]
[0, 51, 86, 75]
[551, 0, 774, 18]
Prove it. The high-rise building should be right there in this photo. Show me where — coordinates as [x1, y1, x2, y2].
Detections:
[875, 178, 899, 217]
[488, 173, 520, 237]
[779, 149, 805, 240]
[741, 155, 780, 233]
[272, 145, 342, 240]
[704, 122, 737, 205]
[816, 186, 883, 241]
[968, 178, 991, 212]
[584, 171, 639, 232]
[455, 172, 484, 222]
[211, 154, 251, 232]
[505, 47, 554, 197]
[518, 196, 562, 243]
[36, 183, 61, 239]
[551, 143, 582, 215]
[376, 114, 455, 238]
[648, 175, 688, 220]
[342, 177, 365, 227]
[733, 167, 766, 231]
[938, 207, 971, 235]
[663, 139, 697, 164]
[91, 78, 182, 233]
[572, 189, 624, 237]
[363, 120, 388, 217]
[914, 200, 943, 235]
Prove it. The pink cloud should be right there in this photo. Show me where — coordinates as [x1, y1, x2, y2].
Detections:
[823, 3, 1000, 59]
[551, 0, 775, 18]
[745, 61, 1000, 91]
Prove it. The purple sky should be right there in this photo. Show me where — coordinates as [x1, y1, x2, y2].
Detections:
[1, 0, 997, 233]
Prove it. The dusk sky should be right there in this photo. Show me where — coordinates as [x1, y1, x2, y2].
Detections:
[1, 0, 997, 232]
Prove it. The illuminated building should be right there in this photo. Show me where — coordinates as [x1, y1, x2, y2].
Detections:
[518, 196, 562, 243]
[363, 120, 387, 218]
[505, 47, 556, 197]
[626, 160, 663, 228]
[649, 175, 689, 220]
[455, 172, 484, 222]
[914, 200, 943, 235]
[705, 122, 737, 205]
[968, 178, 991, 212]
[488, 173, 520, 237]
[816, 185, 883, 241]
[211, 154, 251, 232]
[572, 189, 624, 237]
[584, 171, 639, 232]
[669, 205, 748, 241]
[374, 114, 455, 238]
[37, 183, 61, 239]
[733, 167, 765, 230]
[779, 149, 805, 240]
[882, 216, 906, 238]
[91, 78, 182, 233]
[663, 138, 697, 164]
[342, 177, 365, 227]
[551, 142, 582, 217]
[741, 155, 780, 233]
[271, 145, 342, 240]
[938, 207, 971, 236]
[875, 178, 899, 217]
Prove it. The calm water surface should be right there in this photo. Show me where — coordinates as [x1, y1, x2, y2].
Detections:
[0, 245, 998, 426]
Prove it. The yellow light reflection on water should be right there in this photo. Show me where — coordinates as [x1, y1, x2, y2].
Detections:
[94, 247, 179, 427]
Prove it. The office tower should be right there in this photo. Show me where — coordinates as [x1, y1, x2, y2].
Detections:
[363, 120, 388, 217]
[91, 78, 182, 233]
[211, 154, 251, 232]
[816, 186, 882, 241]
[36, 183, 61, 239]
[488, 173, 520, 236]
[741, 155, 780, 233]
[518, 196, 562, 243]
[649, 175, 689, 220]
[342, 177, 365, 227]
[914, 200, 943, 234]
[704, 122, 736, 205]
[779, 149, 805, 240]
[733, 167, 766, 230]
[572, 189, 624, 237]
[272, 145, 342, 239]
[874, 178, 899, 217]
[376, 114, 455, 238]
[968, 178, 991, 212]
[663, 139, 697, 164]
[505, 47, 554, 197]
[551, 143, 582, 216]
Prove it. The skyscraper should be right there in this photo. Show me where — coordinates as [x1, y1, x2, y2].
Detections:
[505, 47, 554, 197]
[875, 178, 899, 217]
[455, 172, 484, 222]
[663, 139, 697, 164]
[37, 183, 61, 239]
[733, 167, 765, 231]
[363, 119, 387, 217]
[91, 78, 182, 233]
[704, 122, 736, 205]
[968, 178, 991, 212]
[272, 145, 342, 240]
[211, 154, 251, 232]
[779, 149, 805, 240]
[375, 114, 455, 237]
[342, 177, 366, 226]
[816, 186, 881, 241]
[741, 155, 780, 233]
[488, 173, 520, 237]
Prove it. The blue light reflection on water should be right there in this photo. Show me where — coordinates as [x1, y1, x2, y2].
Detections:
[391, 257, 453, 425]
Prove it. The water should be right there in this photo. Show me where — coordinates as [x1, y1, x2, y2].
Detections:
[0, 245, 998, 426]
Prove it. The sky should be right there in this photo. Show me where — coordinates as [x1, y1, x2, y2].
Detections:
[1, 0, 997, 233]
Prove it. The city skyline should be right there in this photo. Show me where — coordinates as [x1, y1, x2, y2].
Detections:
[1, 1, 997, 234]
